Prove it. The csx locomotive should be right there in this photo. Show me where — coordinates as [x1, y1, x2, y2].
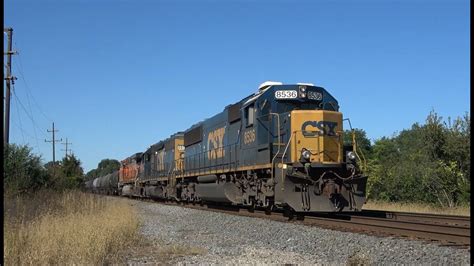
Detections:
[87, 81, 368, 212]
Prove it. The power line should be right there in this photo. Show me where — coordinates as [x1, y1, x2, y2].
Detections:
[11, 85, 48, 139]
[12, 93, 26, 144]
[11, 120, 33, 141]
[13, 43, 52, 123]
[10, 119, 43, 153]
[12, 84, 43, 149]
[13, 61, 39, 131]
[11, 119, 44, 142]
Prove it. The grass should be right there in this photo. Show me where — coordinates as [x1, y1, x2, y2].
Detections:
[4, 190, 140, 265]
[363, 200, 470, 216]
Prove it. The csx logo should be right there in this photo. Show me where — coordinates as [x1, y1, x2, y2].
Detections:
[301, 121, 338, 136]
[207, 127, 225, 160]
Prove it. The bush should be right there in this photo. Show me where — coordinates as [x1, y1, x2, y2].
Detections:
[4, 144, 49, 195]
[4, 144, 87, 195]
[367, 111, 470, 207]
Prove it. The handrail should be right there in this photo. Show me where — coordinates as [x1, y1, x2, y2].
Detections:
[344, 118, 367, 172]
[352, 130, 367, 172]
[269, 112, 281, 183]
[176, 143, 240, 177]
[280, 131, 295, 191]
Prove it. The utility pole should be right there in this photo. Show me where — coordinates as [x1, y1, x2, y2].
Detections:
[45, 122, 62, 166]
[3, 27, 17, 147]
[61, 138, 72, 158]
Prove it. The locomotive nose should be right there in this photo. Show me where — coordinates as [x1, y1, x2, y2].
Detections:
[290, 110, 343, 164]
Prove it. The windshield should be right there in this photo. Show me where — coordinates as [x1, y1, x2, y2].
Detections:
[276, 101, 338, 114]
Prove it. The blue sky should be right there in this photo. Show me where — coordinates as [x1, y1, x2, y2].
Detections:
[4, 0, 470, 172]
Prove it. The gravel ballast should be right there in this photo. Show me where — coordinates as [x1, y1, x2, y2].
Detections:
[129, 200, 470, 265]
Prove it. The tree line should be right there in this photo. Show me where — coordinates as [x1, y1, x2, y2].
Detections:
[3, 144, 120, 196]
[3, 110, 470, 207]
[4, 144, 84, 195]
[345, 110, 470, 207]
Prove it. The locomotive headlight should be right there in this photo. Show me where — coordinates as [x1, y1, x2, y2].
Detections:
[302, 149, 311, 160]
[299, 85, 307, 98]
[347, 151, 356, 161]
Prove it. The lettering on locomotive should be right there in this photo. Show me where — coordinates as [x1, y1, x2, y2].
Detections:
[207, 127, 225, 160]
[301, 120, 338, 137]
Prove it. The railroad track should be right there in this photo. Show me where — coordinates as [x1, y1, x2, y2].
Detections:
[115, 195, 471, 248]
[295, 211, 470, 248]
[160, 201, 470, 248]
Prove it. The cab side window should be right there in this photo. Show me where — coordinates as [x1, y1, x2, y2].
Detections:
[259, 99, 270, 121]
[245, 104, 255, 127]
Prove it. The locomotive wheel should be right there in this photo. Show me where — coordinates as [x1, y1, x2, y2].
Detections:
[248, 198, 256, 213]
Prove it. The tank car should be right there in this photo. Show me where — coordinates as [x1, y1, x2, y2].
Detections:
[92, 177, 100, 193]
[84, 179, 94, 192]
[96, 171, 119, 195]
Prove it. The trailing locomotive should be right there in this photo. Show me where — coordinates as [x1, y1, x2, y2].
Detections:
[89, 81, 368, 212]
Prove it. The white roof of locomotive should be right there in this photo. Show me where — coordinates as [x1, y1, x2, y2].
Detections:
[242, 81, 282, 106]
[296, 82, 315, 86]
[258, 81, 283, 91]
[244, 81, 316, 106]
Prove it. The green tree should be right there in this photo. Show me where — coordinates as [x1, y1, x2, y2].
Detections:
[448, 113, 471, 203]
[343, 128, 372, 158]
[97, 159, 120, 176]
[420, 111, 470, 207]
[343, 128, 372, 174]
[367, 110, 470, 207]
[51, 155, 85, 189]
[4, 144, 49, 195]
[86, 159, 120, 181]
[85, 168, 98, 181]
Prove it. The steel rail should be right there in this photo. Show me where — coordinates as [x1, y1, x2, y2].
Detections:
[302, 214, 470, 246]
[356, 210, 471, 227]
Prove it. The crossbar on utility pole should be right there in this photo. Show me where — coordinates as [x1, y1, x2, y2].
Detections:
[4, 27, 18, 148]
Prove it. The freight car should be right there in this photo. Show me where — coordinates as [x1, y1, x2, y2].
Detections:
[84, 171, 119, 195]
[84, 179, 94, 192]
[98, 171, 119, 195]
[93, 81, 368, 212]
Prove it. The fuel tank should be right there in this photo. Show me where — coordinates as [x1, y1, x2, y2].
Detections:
[121, 185, 133, 196]
[195, 182, 242, 203]
[144, 186, 164, 199]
